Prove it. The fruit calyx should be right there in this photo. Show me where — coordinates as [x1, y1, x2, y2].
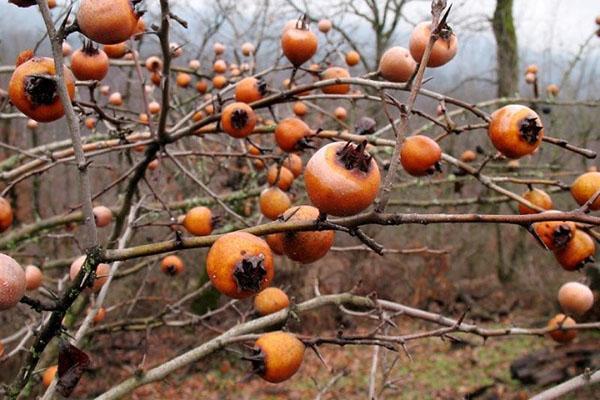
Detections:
[519, 116, 542, 144]
[244, 347, 267, 376]
[231, 109, 249, 129]
[25, 74, 58, 106]
[233, 254, 266, 293]
[552, 224, 574, 249]
[336, 140, 373, 173]
[82, 40, 100, 56]
[257, 79, 268, 96]
[294, 14, 310, 31]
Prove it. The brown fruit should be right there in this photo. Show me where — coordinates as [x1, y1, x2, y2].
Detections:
[488, 105, 544, 159]
[213, 42, 225, 55]
[138, 113, 149, 125]
[547, 314, 577, 343]
[9, 57, 75, 122]
[148, 101, 161, 115]
[379, 47, 417, 82]
[281, 23, 318, 66]
[160, 255, 184, 276]
[71, 41, 109, 81]
[320, 67, 350, 94]
[93, 205, 113, 227]
[25, 265, 43, 291]
[252, 331, 305, 383]
[241, 42, 255, 56]
[0, 197, 14, 232]
[305, 141, 380, 216]
[103, 42, 129, 59]
[42, 365, 58, 388]
[557, 282, 594, 316]
[235, 77, 267, 104]
[400, 135, 442, 176]
[554, 230, 596, 271]
[547, 84, 559, 96]
[221, 102, 257, 138]
[518, 188, 553, 215]
[526, 64, 539, 74]
[267, 165, 294, 191]
[69, 255, 110, 292]
[254, 287, 290, 316]
[206, 232, 274, 299]
[532, 213, 576, 251]
[282, 153, 303, 177]
[265, 233, 285, 255]
[0, 253, 26, 310]
[409, 21, 458, 67]
[571, 172, 600, 210]
[145, 56, 163, 72]
[345, 50, 360, 67]
[260, 187, 292, 220]
[460, 150, 477, 163]
[77, 0, 140, 44]
[275, 118, 312, 152]
[281, 205, 335, 263]
[183, 206, 214, 236]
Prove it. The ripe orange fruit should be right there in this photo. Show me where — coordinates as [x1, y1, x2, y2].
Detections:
[260, 187, 292, 220]
[71, 41, 109, 81]
[182, 206, 214, 236]
[213, 59, 227, 74]
[265, 233, 285, 255]
[85, 117, 97, 129]
[213, 42, 225, 55]
[160, 255, 185, 276]
[305, 141, 380, 216]
[320, 67, 350, 94]
[547, 314, 577, 343]
[526, 64, 539, 74]
[108, 92, 123, 106]
[518, 188, 553, 215]
[176, 72, 192, 88]
[212, 75, 228, 89]
[196, 80, 208, 94]
[282, 153, 303, 177]
[281, 21, 318, 66]
[409, 21, 458, 67]
[69, 255, 110, 292]
[0, 197, 14, 232]
[379, 47, 417, 82]
[254, 287, 290, 316]
[241, 42, 255, 56]
[235, 77, 267, 104]
[554, 230, 595, 271]
[9, 57, 75, 122]
[206, 232, 274, 299]
[148, 101, 161, 115]
[571, 172, 600, 210]
[557, 282, 594, 316]
[460, 150, 477, 163]
[252, 331, 305, 383]
[42, 365, 58, 388]
[275, 118, 312, 152]
[488, 105, 544, 159]
[292, 101, 308, 117]
[89, 306, 107, 324]
[0, 253, 26, 310]
[532, 213, 576, 251]
[103, 42, 129, 59]
[24, 265, 43, 291]
[77, 0, 140, 44]
[334, 106, 347, 120]
[221, 102, 257, 138]
[345, 50, 360, 66]
[267, 165, 294, 191]
[280, 205, 335, 263]
[400, 135, 442, 176]
[93, 205, 113, 227]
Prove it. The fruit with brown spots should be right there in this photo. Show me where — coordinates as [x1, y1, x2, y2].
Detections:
[305, 141, 380, 216]
[532, 213, 576, 251]
[488, 105, 544, 159]
[0, 253, 26, 310]
[251, 331, 305, 383]
[221, 102, 257, 138]
[206, 232, 274, 299]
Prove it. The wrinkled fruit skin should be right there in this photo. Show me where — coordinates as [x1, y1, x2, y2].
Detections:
[488, 105, 544, 159]
[305, 142, 380, 216]
[254, 331, 305, 383]
[77, 0, 140, 45]
[8, 57, 75, 122]
[206, 232, 274, 299]
[280, 206, 335, 264]
[0, 253, 26, 310]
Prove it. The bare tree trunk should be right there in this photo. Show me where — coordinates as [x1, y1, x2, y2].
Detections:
[492, 0, 518, 97]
